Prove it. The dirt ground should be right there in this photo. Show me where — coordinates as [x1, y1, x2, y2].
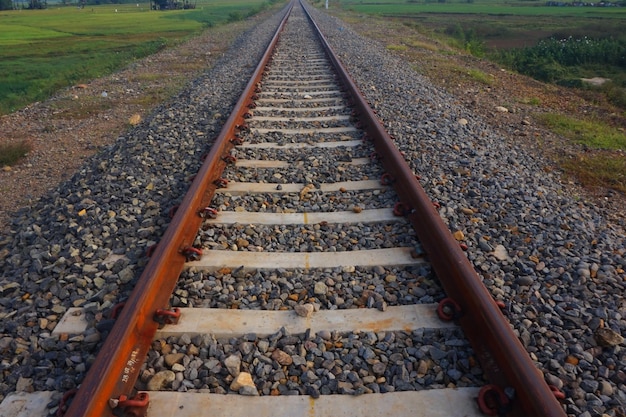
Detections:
[0, 20, 253, 234]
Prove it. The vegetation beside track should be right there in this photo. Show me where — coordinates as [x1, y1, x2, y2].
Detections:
[314, 0, 626, 200]
[1, 0, 624, 198]
[0, 0, 284, 116]
[0, 141, 31, 167]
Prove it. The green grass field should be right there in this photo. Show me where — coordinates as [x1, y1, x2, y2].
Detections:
[0, 0, 282, 114]
[336, 0, 626, 18]
[329, 0, 626, 106]
[325, 0, 626, 57]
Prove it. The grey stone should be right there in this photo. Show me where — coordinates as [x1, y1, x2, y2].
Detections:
[224, 355, 241, 377]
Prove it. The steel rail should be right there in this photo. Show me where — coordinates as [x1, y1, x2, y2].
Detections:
[301, 2, 566, 416]
[62, 3, 295, 416]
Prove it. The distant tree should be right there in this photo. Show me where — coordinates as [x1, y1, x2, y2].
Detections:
[151, 0, 181, 9]
[27, 0, 46, 8]
[0, 0, 13, 9]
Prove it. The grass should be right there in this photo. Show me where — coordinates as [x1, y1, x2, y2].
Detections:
[405, 38, 439, 51]
[335, 0, 626, 18]
[600, 80, 626, 111]
[0, 141, 32, 166]
[538, 113, 626, 193]
[387, 44, 408, 52]
[466, 68, 494, 85]
[520, 97, 542, 106]
[127, 86, 181, 107]
[446, 66, 494, 85]
[48, 96, 113, 119]
[537, 113, 626, 150]
[0, 0, 283, 115]
[560, 152, 626, 193]
[319, 0, 626, 196]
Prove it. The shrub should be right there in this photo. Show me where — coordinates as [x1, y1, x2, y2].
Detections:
[0, 141, 32, 166]
[493, 36, 626, 109]
[494, 36, 626, 76]
[601, 81, 626, 110]
[227, 11, 244, 22]
[444, 23, 484, 57]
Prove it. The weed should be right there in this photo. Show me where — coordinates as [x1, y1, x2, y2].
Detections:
[387, 44, 408, 52]
[227, 11, 244, 22]
[406, 39, 439, 52]
[600, 81, 626, 110]
[450, 66, 493, 85]
[520, 97, 542, 105]
[0, 141, 32, 166]
[467, 69, 493, 85]
[129, 73, 163, 83]
[128, 86, 179, 106]
[538, 113, 626, 150]
[444, 23, 485, 57]
[50, 97, 113, 120]
[560, 152, 626, 194]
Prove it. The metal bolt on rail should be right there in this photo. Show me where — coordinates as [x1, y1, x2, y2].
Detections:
[230, 136, 244, 146]
[380, 173, 395, 185]
[168, 205, 179, 219]
[109, 302, 126, 320]
[213, 178, 228, 188]
[393, 201, 411, 217]
[437, 297, 463, 321]
[56, 389, 77, 417]
[198, 206, 219, 219]
[477, 385, 512, 417]
[154, 307, 181, 325]
[180, 246, 202, 262]
[109, 393, 150, 417]
[146, 244, 157, 258]
[222, 154, 237, 164]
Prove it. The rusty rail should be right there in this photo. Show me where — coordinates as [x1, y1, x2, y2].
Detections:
[62, 3, 294, 416]
[60, 0, 567, 415]
[301, 2, 566, 416]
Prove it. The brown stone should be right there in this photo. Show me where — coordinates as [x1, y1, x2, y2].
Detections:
[147, 370, 175, 391]
[294, 303, 314, 318]
[271, 349, 293, 366]
[230, 372, 257, 394]
[128, 114, 141, 126]
[164, 353, 185, 367]
[594, 328, 624, 347]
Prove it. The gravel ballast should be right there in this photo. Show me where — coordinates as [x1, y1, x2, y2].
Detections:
[305, 4, 626, 416]
[0, 2, 625, 416]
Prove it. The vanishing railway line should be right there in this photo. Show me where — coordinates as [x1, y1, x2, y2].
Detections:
[3, 2, 568, 417]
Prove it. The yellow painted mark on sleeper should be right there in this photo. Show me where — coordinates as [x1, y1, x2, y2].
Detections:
[309, 397, 316, 417]
[303, 212, 309, 224]
[305, 253, 310, 269]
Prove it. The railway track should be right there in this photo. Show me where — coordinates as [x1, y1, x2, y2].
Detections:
[1, 1, 568, 417]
